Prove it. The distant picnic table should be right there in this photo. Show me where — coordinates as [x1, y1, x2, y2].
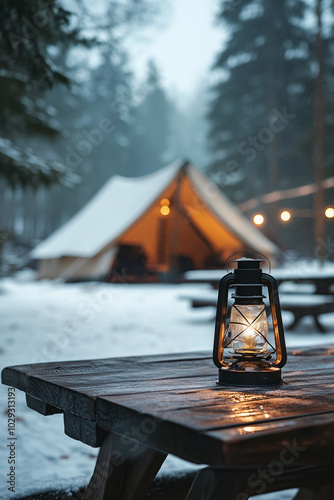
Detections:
[182, 268, 334, 332]
[2, 346, 334, 499]
[184, 268, 334, 294]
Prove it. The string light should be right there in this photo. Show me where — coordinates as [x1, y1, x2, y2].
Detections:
[280, 210, 291, 222]
[253, 214, 264, 225]
[325, 207, 334, 219]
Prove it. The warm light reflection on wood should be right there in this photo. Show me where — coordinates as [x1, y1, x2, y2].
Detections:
[243, 426, 256, 433]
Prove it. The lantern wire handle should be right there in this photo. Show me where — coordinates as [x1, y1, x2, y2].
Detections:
[225, 251, 271, 273]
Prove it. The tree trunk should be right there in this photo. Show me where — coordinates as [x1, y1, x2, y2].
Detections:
[314, 0, 326, 261]
[267, 5, 279, 226]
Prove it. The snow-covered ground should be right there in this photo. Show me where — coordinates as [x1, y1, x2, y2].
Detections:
[1, 272, 334, 499]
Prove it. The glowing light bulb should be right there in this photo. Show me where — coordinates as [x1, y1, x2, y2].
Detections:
[253, 214, 264, 225]
[160, 205, 170, 216]
[160, 198, 170, 207]
[280, 210, 291, 222]
[325, 207, 334, 219]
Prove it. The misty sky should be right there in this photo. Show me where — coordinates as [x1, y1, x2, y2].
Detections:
[126, 0, 227, 100]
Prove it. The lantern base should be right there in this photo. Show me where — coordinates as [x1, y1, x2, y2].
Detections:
[217, 360, 282, 386]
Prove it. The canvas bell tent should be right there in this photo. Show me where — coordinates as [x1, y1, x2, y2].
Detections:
[32, 160, 278, 281]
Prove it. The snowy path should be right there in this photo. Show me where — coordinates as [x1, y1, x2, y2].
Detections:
[1, 275, 334, 499]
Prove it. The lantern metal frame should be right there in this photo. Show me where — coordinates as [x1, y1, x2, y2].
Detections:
[213, 261, 287, 386]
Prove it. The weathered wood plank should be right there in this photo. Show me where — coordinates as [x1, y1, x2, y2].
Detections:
[96, 395, 334, 467]
[97, 376, 334, 409]
[97, 385, 334, 432]
[11, 357, 334, 400]
[26, 394, 62, 416]
[289, 346, 334, 356]
[2, 347, 334, 392]
[1, 366, 30, 391]
[207, 411, 334, 466]
[1, 351, 211, 382]
[26, 376, 97, 420]
[30, 357, 334, 385]
[82, 432, 167, 500]
[97, 407, 220, 466]
[2, 345, 334, 485]
[3, 350, 334, 425]
[64, 412, 106, 447]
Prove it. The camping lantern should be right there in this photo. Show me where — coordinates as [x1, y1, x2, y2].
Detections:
[213, 258, 287, 385]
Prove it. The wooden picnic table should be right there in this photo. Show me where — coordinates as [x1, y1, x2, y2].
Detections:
[183, 269, 334, 295]
[180, 290, 334, 332]
[2, 346, 334, 500]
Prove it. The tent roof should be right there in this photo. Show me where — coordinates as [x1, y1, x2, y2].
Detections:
[185, 165, 277, 255]
[32, 160, 181, 259]
[32, 160, 278, 260]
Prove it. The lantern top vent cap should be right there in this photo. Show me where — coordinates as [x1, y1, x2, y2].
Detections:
[232, 257, 265, 262]
[232, 257, 265, 270]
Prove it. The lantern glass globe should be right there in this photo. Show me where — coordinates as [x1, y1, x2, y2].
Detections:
[226, 304, 268, 355]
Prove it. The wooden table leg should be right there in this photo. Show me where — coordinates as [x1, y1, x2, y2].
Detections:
[184, 466, 334, 500]
[312, 315, 327, 333]
[288, 313, 303, 330]
[185, 468, 251, 500]
[82, 432, 167, 500]
[294, 484, 334, 500]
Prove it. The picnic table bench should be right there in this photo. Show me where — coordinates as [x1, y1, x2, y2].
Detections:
[2, 346, 334, 499]
[180, 291, 334, 333]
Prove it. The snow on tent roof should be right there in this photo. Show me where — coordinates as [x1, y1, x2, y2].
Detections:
[32, 160, 182, 259]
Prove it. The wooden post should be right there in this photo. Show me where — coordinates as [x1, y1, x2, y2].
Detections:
[157, 217, 168, 265]
[168, 166, 184, 280]
[266, 4, 279, 228]
[82, 432, 167, 500]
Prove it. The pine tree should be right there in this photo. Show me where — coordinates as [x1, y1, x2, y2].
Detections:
[317, 0, 334, 260]
[207, 0, 313, 206]
[74, 44, 134, 199]
[314, 0, 326, 257]
[324, 0, 334, 179]
[130, 61, 170, 175]
[0, 0, 95, 188]
[0, 0, 162, 237]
